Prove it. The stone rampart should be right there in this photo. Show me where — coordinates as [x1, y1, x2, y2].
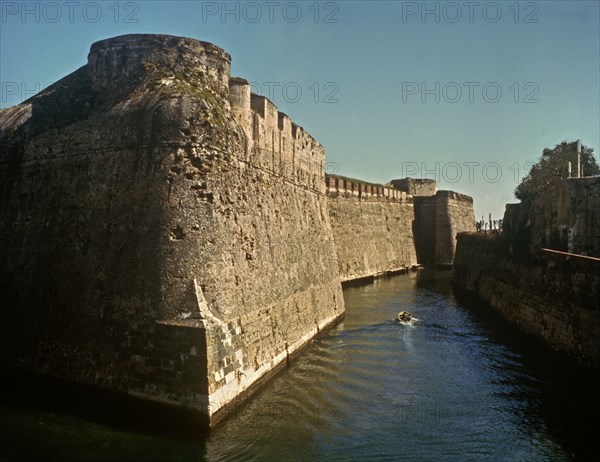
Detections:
[390, 178, 437, 197]
[453, 175, 600, 371]
[0, 33, 482, 426]
[413, 190, 476, 265]
[0, 34, 344, 426]
[326, 174, 407, 200]
[229, 80, 324, 193]
[325, 175, 417, 282]
[509, 176, 600, 257]
[453, 233, 600, 370]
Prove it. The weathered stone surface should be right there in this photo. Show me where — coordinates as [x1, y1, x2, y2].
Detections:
[453, 176, 600, 370]
[503, 177, 600, 257]
[453, 233, 600, 370]
[517, 177, 600, 257]
[413, 190, 476, 265]
[390, 178, 437, 197]
[326, 175, 417, 281]
[0, 34, 344, 425]
[0, 33, 480, 426]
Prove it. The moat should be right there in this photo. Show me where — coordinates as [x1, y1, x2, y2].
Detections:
[1, 269, 597, 461]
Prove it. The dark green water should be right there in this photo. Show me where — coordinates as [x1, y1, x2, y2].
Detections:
[1, 269, 598, 461]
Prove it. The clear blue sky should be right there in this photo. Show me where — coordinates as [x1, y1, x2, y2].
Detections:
[1, 1, 599, 219]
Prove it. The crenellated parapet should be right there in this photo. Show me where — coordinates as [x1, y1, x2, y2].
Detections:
[325, 174, 418, 281]
[0, 33, 483, 429]
[229, 79, 324, 193]
[325, 174, 409, 202]
[0, 34, 344, 428]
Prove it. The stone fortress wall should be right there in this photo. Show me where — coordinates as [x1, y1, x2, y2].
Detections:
[328, 175, 407, 200]
[0, 34, 343, 426]
[0, 34, 478, 426]
[453, 233, 600, 369]
[325, 174, 476, 277]
[390, 178, 437, 197]
[325, 174, 418, 282]
[229, 78, 324, 193]
[503, 176, 600, 257]
[392, 179, 476, 265]
[453, 176, 600, 370]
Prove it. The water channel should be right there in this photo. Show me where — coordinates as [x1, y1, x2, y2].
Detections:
[1, 269, 597, 461]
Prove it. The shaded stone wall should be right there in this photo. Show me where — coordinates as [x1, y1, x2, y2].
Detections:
[521, 177, 600, 257]
[453, 234, 600, 370]
[567, 177, 600, 256]
[0, 33, 482, 426]
[326, 175, 417, 282]
[390, 178, 437, 197]
[502, 177, 600, 259]
[0, 34, 344, 426]
[435, 191, 477, 264]
[413, 196, 437, 264]
[413, 191, 476, 265]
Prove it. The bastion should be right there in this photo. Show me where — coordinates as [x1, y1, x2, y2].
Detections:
[0, 34, 345, 426]
[0, 33, 482, 425]
[453, 176, 600, 370]
[392, 179, 476, 265]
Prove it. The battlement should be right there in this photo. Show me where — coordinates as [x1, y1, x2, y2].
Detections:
[325, 174, 409, 202]
[0, 33, 480, 427]
[229, 80, 324, 193]
[0, 34, 344, 427]
[435, 190, 474, 203]
[390, 178, 437, 197]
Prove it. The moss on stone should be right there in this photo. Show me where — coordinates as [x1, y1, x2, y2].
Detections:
[143, 60, 227, 126]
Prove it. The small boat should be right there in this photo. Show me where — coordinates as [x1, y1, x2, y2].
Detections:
[397, 311, 412, 323]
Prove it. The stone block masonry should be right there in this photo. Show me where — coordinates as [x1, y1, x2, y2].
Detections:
[407, 190, 475, 266]
[390, 178, 437, 197]
[453, 233, 600, 370]
[326, 175, 418, 282]
[0, 34, 344, 426]
[0, 33, 479, 426]
[453, 175, 600, 371]
[510, 176, 600, 257]
[391, 179, 476, 266]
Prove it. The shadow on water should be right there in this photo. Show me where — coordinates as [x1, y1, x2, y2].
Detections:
[418, 266, 600, 459]
[414, 266, 454, 297]
[0, 368, 208, 461]
[0, 268, 598, 461]
[449, 276, 600, 461]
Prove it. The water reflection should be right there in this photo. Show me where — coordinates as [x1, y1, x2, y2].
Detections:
[1, 269, 597, 461]
[203, 269, 597, 461]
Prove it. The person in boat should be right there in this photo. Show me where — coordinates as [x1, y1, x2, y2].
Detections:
[397, 311, 412, 322]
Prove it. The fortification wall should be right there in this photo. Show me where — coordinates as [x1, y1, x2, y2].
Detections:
[229, 80, 324, 193]
[453, 234, 600, 370]
[435, 191, 477, 264]
[413, 190, 476, 265]
[518, 177, 600, 257]
[567, 177, 600, 255]
[326, 175, 417, 282]
[391, 178, 437, 197]
[0, 34, 344, 426]
[413, 196, 437, 264]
